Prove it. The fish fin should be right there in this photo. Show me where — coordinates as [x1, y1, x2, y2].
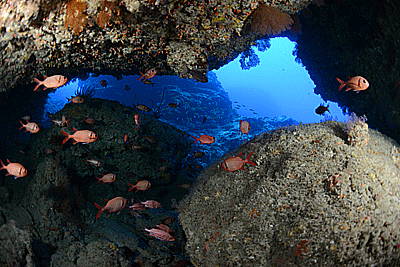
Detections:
[72, 127, 77, 132]
[127, 183, 135, 192]
[61, 130, 70, 144]
[18, 120, 24, 130]
[95, 177, 101, 184]
[72, 141, 78, 145]
[33, 78, 42, 91]
[336, 78, 345, 91]
[14, 176, 19, 179]
[0, 159, 4, 170]
[356, 90, 360, 94]
[238, 152, 243, 157]
[94, 204, 104, 219]
[137, 72, 144, 81]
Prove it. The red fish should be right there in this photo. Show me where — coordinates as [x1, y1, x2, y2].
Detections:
[0, 159, 27, 178]
[134, 114, 141, 130]
[141, 200, 162, 209]
[137, 69, 157, 81]
[127, 180, 151, 192]
[336, 76, 369, 93]
[144, 228, 175, 242]
[33, 75, 68, 91]
[19, 120, 39, 133]
[239, 120, 250, 136]
[96, 173, 116, 184]
[94, 197, 127, 219]
[221, 151, 257, 173]
[67, 96, 84, 103]
[190, 134, 215, 145]
[61, 128, 97, 145]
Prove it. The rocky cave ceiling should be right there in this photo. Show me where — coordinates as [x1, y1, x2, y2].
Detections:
[1, 0, 400, 143]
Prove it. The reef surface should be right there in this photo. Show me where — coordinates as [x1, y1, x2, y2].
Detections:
[180, 119, 400, 266]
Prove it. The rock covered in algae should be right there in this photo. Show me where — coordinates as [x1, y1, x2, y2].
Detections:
[179, 120, 400, 266]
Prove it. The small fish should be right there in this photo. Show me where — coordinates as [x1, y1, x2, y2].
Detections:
[156, 224, 173, 234]
[141, 200, 162, 209]
[168, 103, 180, 108]
[141, 79, 155, 86]
[221, 151, 257, 173]
[134, 114, 141, 130]
[158, 166, 168, 172]
[124, 134, 129, 144]
[202, 116, 207, 124]
[20, 115, 31, 121]
[86, 158, 102, 167]
[51, 115, 71, 127]
[192, 151, 205, 158]
[67, 96, 85, 103]
[100, 80, 107, 87]
[178, 183, 191, 190]
[124, 85, 131, 91]
[127, 180, 151, 192]
[190, 134, 215, 145]
[129, 203, 146, 211]
[61, 128, 98, 145]
[94, 197, 127, 219]
[0, 159, 27, 178]
[182, 63, 208, 83]
[19, 120, 39, 133]
[336, 76, 369, 93]
[315, 104, 330, 115]
[144, 228, 175, 242]
[143, 136, 157, 143]
[43, 148, 55, 155]
[83, 118, 96, 124]
[137, 68, 157, 81]
[130, 145, 144, 151]
[239, 120, 251, 136]
[33, 75, 68, 91]
[96, 173, 116, 184]
[134, 104, 151, 112]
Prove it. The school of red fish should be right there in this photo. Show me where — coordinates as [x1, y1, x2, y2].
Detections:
[2, 71, 369, 244]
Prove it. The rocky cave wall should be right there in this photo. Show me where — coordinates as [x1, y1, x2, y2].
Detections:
[0, 0, 310, 92]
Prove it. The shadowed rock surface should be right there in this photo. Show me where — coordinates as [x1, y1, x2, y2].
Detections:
[179, 120, 400, 266]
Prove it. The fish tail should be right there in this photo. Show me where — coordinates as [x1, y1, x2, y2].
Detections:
[245, 151, 257, 166]
[95, 177, 101, 184]
[137, 72, 144, 81]
[61, 130, 70, 144]
[33, 78, 42, 91]
[190, 135, 198, 143]
[336, 78, 345, 91]
[18, 120, 25, 130]
[0, 159, 4, 171]
[94, 203, 104, 219]
[127, 183, 135, 192]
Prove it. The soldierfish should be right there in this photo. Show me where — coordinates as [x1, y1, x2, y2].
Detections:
[33, 75, 68, 91]
[94, 197, 127, 219]
[0, 159, 27, 178]
[239, 120, 250, 136]
[19, 120, 39, 133]
[134, 114, 141, 130]
[182, 63, 208, 83]
[221, 151, 257, 173]
[61, 128, 97, 145]
[137, 69, 157, 81]
[144, 228, 175, 242]
[96, 173, 116, 184]
[141, 200, 162, 209]
[190, 134, 215, 145]
[127, 180, 151, 192]
[336, 76, 369, 93]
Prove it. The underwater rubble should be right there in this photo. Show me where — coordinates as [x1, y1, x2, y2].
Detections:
[179, 120, 400, 266]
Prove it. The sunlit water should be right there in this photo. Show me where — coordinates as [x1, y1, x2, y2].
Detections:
[43, 37, 347, 127]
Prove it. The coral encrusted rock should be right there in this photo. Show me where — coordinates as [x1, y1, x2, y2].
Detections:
[179, 121, 400, 266]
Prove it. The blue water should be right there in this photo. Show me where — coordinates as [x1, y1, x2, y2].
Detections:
[43, 37, 346, 128]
